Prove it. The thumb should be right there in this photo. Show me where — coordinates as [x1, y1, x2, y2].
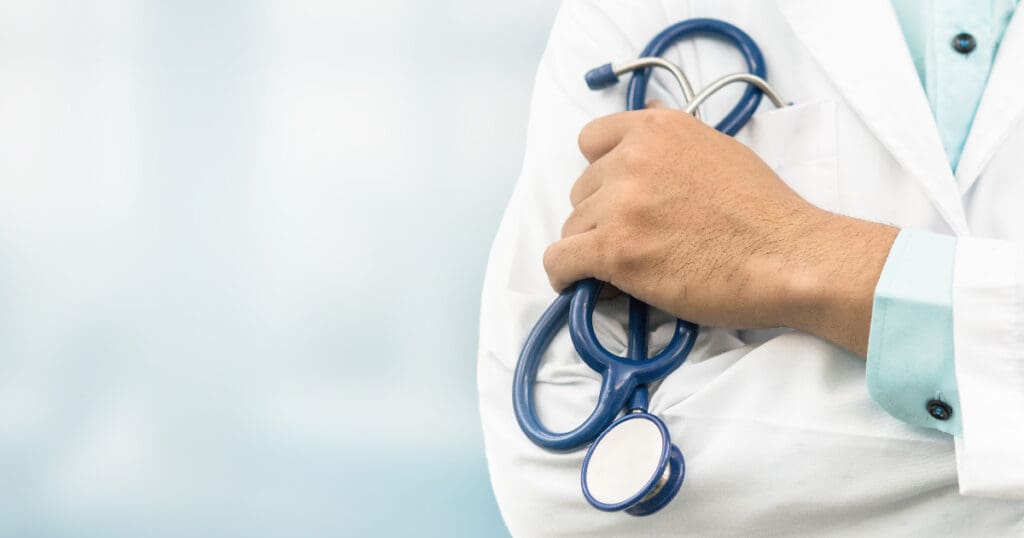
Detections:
[645, 99, 667, 109]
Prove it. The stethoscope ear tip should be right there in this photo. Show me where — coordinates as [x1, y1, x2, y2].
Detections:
[585, 63, 620, 90]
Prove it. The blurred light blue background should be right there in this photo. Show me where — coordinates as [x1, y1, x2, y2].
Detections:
[0, 1, 558, 535]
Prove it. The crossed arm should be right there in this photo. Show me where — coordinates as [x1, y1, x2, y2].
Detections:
[541, 103, 900, 356]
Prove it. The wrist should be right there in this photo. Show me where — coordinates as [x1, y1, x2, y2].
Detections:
[777, 211, 899, 355]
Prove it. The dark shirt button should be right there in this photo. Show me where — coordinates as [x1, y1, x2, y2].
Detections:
[952, 32, 977, 54]
[927, 399, 953, 421]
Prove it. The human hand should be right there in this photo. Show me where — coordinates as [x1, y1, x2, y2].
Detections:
[543, 105, 898, 355]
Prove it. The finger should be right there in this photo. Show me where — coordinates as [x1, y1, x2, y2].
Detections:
[561, 188, 608, 238]
[543, 231, 605, 292]
[646, 99, 666, 109]
[560, 207, 595, 239]
[577, 110, 644, 163]
[568, 158, 611, 207]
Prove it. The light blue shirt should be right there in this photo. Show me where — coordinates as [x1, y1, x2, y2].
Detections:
[866, 0, 1018, 435]
[891, 0, 1019, 169]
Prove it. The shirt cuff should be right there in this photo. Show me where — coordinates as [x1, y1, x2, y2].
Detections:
[866, 228, 961, 435]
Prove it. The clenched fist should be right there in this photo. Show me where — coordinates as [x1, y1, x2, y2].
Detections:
[542, 105, 898, 356]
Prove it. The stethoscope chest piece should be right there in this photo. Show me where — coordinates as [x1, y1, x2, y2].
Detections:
[581, 412, 685, 516]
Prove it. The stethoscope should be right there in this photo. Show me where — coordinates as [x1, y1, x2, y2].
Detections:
[512, 18, 788, 516]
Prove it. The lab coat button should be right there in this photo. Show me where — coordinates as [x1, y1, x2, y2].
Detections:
[927, 399, 953, 421]
[952, 33, 976, 54]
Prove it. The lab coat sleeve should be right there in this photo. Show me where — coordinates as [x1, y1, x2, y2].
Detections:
[952, 236, 1024, 499]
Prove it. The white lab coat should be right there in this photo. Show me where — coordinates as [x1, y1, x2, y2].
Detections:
[478, 0, 1024, 535]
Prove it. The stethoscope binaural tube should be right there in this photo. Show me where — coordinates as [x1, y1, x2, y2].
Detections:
[626, 17, 770, 133]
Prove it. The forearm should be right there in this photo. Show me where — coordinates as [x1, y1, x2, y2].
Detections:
[775, 210, 899, 357]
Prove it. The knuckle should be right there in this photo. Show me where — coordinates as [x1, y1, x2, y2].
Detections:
[577, 119, 600, 153]
[542, 242, 559, 275]
[569, 187, 582, 208]
[640, 108, 672, 129]
[617, 143, 649, 168]
[609, 232, 641, 274]
[559, 212, 576, 238]
[620, 200, 646, 225]
[576, 128, 589, 154]
[610, 182, 644, 221]
[639, 109, 662, 127]
[569, 172, 589, 207]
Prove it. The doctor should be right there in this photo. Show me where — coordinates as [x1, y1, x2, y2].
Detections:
[479, 0, 1024, 535]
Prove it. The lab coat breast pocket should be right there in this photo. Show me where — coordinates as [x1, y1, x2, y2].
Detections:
[734, 100, 839, 212]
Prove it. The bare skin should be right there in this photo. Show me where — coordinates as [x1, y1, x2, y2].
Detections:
[542, 105, 899, 356]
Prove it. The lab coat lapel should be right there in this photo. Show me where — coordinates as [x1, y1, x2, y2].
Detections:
[776, 0, 969, 235]
[956, 8, 1024, 195]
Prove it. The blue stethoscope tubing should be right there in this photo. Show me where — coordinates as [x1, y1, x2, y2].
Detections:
[513, 282, 699, 451]
[512, 17, 769, 512]
[627, 18, 766, 134]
